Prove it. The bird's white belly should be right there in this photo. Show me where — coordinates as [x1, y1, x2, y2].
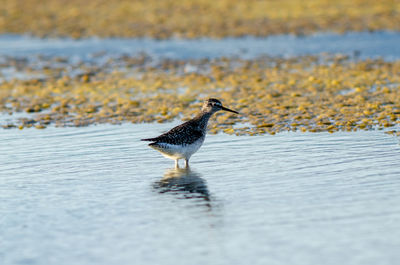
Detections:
[152, 137, 205, 160]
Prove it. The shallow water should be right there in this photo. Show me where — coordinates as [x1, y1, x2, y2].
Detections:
[1, 123, 400, 265]
[1, 31, 400, 60]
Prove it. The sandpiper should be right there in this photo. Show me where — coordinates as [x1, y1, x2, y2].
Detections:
[141, 98, 238, 167]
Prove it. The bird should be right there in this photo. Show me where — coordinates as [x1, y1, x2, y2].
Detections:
[141, 98, 239, 168]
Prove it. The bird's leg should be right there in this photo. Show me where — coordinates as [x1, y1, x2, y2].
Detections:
[175, 159, 179, 168]
[184, 159, 189, 168]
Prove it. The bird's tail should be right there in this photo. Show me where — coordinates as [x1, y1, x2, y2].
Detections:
[141, 137, 156, 141]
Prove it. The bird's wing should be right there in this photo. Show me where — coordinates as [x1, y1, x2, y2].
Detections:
[141, 121, 203, 145]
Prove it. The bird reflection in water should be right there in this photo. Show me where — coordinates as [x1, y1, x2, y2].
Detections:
[153, 167, 211, 203]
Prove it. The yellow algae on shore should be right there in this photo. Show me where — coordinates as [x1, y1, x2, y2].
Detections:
[1, 54, 400, 135]
[0, 0, 399, 38]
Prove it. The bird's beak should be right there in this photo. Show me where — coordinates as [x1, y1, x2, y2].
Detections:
[221, 106, 239, 114]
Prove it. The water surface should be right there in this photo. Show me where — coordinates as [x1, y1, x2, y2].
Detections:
[0, 31, 399, 60]
[1, 124, 400, 265]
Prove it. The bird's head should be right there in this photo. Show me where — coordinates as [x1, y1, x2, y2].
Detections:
[202, 98, 239, 114]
